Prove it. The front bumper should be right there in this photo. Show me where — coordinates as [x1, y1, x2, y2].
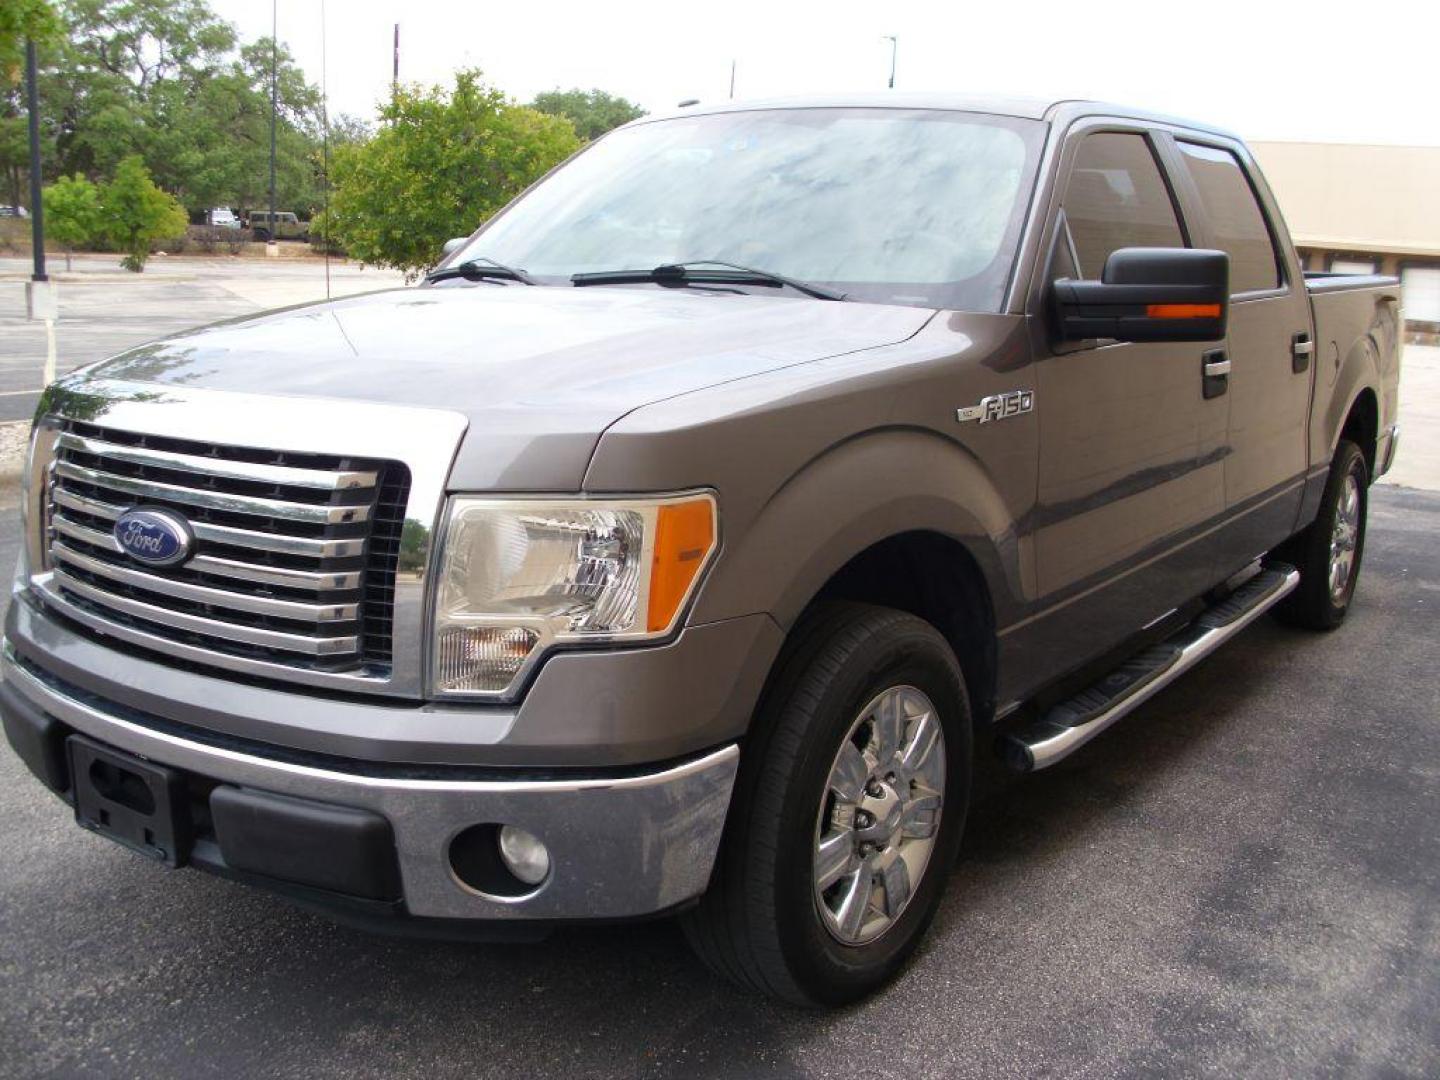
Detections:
[1, 644, 738, 924]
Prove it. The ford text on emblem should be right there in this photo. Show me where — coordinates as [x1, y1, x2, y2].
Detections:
[113, 508, 194, 568]
[956, 390, 1035, 425]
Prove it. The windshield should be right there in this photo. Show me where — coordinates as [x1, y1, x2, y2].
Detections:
[451, 107, 1046, 311]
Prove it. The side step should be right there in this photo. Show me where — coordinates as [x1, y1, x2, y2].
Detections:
[1004, 564, 1299, 772]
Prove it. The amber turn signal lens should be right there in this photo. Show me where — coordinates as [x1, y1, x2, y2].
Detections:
[647, 498, 716, 632]
[1146, 303, 1221, 319]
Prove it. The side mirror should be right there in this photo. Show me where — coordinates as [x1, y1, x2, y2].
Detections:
[441, 237, 467, 257]
[1053, 248, 1229, 342]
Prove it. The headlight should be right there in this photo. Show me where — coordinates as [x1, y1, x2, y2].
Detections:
[430, 493, 717, 697]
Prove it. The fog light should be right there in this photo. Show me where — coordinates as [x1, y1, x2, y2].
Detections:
[497, 825, 550, 886]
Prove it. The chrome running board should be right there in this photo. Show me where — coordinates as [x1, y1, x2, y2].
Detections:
[1004, 565, 1300, 772]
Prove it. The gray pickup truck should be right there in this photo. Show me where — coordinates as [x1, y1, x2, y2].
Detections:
[3, 95, 1401, 1006]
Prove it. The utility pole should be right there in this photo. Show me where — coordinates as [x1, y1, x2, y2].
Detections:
[392, 24, 400, 102]
[729, 60, 736, 99]
[24, 38, 58, 386]
[267, 0, 278, 256]
[884, 35, 897, 89]
[25, 39, 45, 283]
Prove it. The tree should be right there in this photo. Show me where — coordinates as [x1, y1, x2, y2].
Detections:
[42, 172, 101, 268]
[100, 154, 187, 271]
[330, 70, 579, 277]
[530, 88, 645, 142]
[0, 0, 60, 86]
[1, 0, 326, 214]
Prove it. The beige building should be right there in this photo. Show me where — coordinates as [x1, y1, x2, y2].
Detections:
[1251, 141, 1440, 338]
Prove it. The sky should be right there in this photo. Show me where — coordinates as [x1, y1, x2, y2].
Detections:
[210, 0, 1440, 146]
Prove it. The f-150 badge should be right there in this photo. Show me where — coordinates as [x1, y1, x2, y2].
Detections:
[956, 390, 1034, 425]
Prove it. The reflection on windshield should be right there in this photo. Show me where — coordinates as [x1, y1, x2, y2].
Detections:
[455, 108, 1045, 311]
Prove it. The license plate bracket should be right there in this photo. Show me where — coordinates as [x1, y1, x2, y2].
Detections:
[67, 735, 192, 867]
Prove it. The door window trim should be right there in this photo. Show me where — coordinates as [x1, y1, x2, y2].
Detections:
[1159, 131, 1294, 303]
[1025, 118, 1193, 353]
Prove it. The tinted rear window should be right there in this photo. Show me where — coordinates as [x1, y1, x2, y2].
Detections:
[1177, 142, 1281, 293]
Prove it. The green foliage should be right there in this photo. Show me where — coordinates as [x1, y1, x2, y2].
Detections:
[42, 172, 101, 266]
[2, 0, 324, 214]
[100, 155, 187, 271]
[0, 0, 61, 86]
[529, 88, 645, 142]
[330, 70, 580, 277]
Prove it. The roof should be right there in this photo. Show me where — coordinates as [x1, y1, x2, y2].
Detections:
[634, 93, 1238, 139]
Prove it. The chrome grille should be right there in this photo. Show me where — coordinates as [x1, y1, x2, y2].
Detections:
[41, 421, 409, 675]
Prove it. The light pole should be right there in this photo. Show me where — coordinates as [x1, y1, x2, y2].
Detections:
[25, 39, 45, 282]
[267, 0, 277, 254]
[884, 35, 897, 90]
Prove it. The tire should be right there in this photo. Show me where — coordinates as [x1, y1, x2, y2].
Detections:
[254, 228, 270, 242]
[1276, 439, 1369, 630]
[681, 602, 972, 1006]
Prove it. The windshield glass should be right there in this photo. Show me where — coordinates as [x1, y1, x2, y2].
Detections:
[453, 108, 1046, 311]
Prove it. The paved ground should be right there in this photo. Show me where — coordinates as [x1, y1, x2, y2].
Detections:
[0, 484, 1435, 1078]
[0, 254, 407, 422]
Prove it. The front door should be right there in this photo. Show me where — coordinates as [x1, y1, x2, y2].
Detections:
[1018, 125, 1231, 689]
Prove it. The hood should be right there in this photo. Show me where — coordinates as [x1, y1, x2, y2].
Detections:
[85, 284, 934, 489]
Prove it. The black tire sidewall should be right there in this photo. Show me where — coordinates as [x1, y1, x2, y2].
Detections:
[1308, 441, 1369, 626]
[768, 615, 971, 1005]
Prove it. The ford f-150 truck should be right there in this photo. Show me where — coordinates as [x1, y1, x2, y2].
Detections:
[3, 95, 1401, 1006]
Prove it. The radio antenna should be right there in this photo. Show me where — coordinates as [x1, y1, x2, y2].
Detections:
[321, 0, 331, 300]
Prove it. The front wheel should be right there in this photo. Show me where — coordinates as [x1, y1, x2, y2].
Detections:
[1276, 439, 1369, 630]
[682, 602, 971, 1006]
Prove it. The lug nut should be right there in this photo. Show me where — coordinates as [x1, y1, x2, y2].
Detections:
[866, 781, 883, 797]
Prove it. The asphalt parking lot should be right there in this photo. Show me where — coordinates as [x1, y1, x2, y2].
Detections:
[0, 260, 1435, 1077]
[0, 485, 1435, 1078]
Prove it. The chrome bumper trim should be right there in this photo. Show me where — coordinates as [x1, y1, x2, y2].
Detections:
[1379, 424, 1400, 477]
[3, 648, 738, 920]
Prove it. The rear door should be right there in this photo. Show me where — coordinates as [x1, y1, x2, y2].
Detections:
[1166, 137, 1314, 562]
[1018, 123, 1230, 686]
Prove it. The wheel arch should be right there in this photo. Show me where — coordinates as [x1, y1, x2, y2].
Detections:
[694, 427, 1020, 728]
[808, 530, 998, 726]
[1339, 386, 1379, 480]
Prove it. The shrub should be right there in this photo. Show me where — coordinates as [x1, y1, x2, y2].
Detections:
[100, 156, 189, 272]
[329, 70, 579, 277]
[42, 174, 103, 270]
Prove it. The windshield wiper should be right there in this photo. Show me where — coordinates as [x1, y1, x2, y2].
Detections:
[426, 256, 538, 286]
[571, 260, 846, 301]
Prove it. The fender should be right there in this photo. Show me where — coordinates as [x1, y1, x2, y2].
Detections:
[1309, 289, 1398, 470]
[690, 427, 1027, 633]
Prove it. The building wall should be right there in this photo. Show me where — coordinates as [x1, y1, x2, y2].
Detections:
[1251, 142, 1440, 257]
[1251, 142, 1440, 341]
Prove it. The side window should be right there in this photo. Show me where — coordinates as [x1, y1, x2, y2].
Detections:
[1062, 133, 1184, 280]
[1176, 142, 1281, 293]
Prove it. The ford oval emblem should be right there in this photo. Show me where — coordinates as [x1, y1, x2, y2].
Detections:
[113, 508, 194, 568]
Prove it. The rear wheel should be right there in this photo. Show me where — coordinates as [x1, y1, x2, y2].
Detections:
[681, 602, 971, 1006]
[1276, 439, 1369, 630]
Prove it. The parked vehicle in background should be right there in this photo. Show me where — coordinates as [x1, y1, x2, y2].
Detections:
[246, 210, 309, 241]
[3, 95, 1401, 1008]
[0, 205, 29, 218]
[206, 208, 240, 229]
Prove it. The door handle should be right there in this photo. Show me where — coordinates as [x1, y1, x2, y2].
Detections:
[1202, 349, 1229, 399]
[1292, 332, 1313, 373]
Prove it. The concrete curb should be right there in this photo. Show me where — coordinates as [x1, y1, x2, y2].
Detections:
[0, 273, 198, 284]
